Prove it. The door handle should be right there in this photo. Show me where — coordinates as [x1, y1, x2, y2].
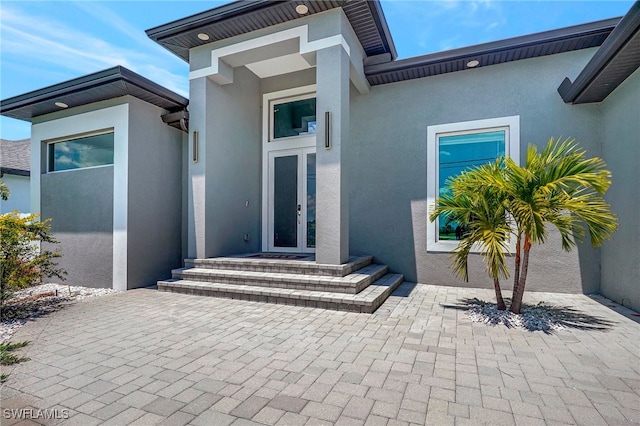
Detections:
[297, 204, 302, 216]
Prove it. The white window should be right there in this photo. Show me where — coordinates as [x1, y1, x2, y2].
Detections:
[47, 131, 114, 172]
[427, 116, 520, 252]
[269, 93, 316, 141]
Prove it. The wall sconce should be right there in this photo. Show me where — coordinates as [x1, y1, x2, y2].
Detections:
[192, 130, 199, 163]
[324, 111, 331, 150]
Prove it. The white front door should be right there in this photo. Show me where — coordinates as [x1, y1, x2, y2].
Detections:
[268, 148, 316, 252]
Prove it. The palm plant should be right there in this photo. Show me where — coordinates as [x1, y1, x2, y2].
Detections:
[504, 138, 617, 313]
[430, 137, 617, 314]
[430, 160, 512, 310]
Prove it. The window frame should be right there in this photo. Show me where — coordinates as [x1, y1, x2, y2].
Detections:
[269, 92, 317, 142]
[46, 129, 115, 173]
[427, 116, 520, 253]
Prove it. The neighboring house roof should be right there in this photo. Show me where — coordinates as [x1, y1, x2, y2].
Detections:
[0, 66, 189, 122]
[146, 0, 397, 61]
[364, 17, 620, 86]
[0, 139, 30, 177]
[558, 1, 640, 104]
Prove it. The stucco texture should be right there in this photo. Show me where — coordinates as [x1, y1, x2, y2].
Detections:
[349, 48, 604, 294]
[600, 67, 640, 312]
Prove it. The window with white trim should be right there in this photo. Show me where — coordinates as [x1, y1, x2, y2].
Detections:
[427, 116, 520, 252]
[47, 131, 114, 172]
[270, 94, 316, 141]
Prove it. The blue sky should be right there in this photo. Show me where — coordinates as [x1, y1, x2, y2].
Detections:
[1, 0, 634, 140]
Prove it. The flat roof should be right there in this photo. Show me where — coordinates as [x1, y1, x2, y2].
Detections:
[0, 66, 188, 122]
[146, 0, 397, 61]
[365, 17, 621, 86]
[558, 1, 640, 104]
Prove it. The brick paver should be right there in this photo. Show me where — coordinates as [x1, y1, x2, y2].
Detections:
[1, 284, 639, 425]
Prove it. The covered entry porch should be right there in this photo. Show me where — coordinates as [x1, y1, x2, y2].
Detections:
[185, 8, 369, 266]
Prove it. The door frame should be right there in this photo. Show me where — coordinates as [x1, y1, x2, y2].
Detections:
[261, 85, 317, 253]
[266, 148, 316, 253]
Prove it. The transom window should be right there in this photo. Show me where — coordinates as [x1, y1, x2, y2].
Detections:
[48, 132, 114, 172]
[270, 94, 316, 141]
[427, 116, 520, 252]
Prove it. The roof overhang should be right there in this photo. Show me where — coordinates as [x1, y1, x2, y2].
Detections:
[365, 17, 620, 86]
[558, 1, 640, 104]
[146, 0, 397, 61]
[0, 66, 189, 122]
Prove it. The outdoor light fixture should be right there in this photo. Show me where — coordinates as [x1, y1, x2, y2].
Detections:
[54, 102, 68, 108]
[192, 130, 199, 163]
[466, 60, 480, 68]
[197, 33, 210, 41]
[295, 4, 309, 14]
[324, 111, 331, 150]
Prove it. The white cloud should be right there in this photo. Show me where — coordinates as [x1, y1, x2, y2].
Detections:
[0, 5, 189, 97]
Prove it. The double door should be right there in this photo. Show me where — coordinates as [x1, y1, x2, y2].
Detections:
[267, 148, 316, 252]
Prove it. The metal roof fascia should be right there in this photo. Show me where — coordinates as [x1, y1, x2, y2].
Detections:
[365, 17, 621, 77]
[0, 66, 188, 118]
[145, 0, 278, 41]
[558, 1, 640, 103]
[365, 0, 397, 60]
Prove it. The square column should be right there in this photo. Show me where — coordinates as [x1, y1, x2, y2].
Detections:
[315, 45, 350, 265]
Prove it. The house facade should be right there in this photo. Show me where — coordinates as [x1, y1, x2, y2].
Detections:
[1, 1, 638, 311]
[0, 139, 31, 213]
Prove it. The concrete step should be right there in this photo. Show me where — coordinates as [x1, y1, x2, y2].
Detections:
[172, 263, 388, 294]
[158, 273, 404, 313]
[185, 254, 373, 277]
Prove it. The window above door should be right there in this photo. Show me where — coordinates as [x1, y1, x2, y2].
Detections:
[269, 93, 316, 142]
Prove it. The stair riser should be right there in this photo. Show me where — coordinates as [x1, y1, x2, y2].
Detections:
[173, 266, 388, 294]
[158, 274, 403, 314]
[184, 257, 372, 277]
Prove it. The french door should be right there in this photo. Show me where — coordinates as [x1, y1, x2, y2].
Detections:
[267, 148, 316, 253]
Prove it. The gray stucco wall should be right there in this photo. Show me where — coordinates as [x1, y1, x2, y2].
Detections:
[204, 66, 262, 256]
[126, 98, 184, 289]
[600, 68, 640, 311]
[349, 48, 604, 293]
[41, 166, 114, 288]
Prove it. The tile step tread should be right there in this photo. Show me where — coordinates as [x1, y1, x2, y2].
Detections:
[173, 263, 388, 286]
[158, 273, 404, 308]
[185, 255, 373, 276]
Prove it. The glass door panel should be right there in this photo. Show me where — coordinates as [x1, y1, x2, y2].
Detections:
[273, 155, 298, 248]
[306, 153, 316, 249]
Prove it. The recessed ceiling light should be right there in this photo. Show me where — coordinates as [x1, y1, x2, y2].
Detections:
[466, 60, 480, 68]
[295, 4, 309, 14]
[54, 102, 68, 108]
[197, 33, 210, 41]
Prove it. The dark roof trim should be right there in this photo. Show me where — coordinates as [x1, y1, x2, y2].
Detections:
[1, 168, 30, 177]
[365, 17, 620, 85]
[1, 66, 188, 122]
[364, 0, 397, 60]
[558, 1, 640, 104]
[147, 0, 279, 41]
[146, 0, 397, 61]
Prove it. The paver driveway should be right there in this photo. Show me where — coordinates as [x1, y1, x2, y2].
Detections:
[1, 284, 639, 425]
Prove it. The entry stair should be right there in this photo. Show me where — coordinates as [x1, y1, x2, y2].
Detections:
[158, 254, 403, 313]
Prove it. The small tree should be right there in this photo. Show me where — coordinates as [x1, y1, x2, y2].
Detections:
[431, 160, 511, 310]
[0, 212, 66, 304]
[431, 138, 617, 314]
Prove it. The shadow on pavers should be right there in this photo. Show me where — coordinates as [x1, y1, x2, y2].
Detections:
[441, 297, 615, 334]
[391, 281, 418, 297]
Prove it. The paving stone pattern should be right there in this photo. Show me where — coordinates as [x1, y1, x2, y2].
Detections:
[1, 284, 639, 425]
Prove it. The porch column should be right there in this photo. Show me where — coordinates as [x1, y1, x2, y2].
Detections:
[187, 76, 213, 259]
[315, 44, 350, 264]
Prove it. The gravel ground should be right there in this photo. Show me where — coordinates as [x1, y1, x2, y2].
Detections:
[1, 283, 120, 343]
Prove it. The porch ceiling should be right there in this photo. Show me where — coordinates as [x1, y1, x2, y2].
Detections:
[145, 0, 397, 62]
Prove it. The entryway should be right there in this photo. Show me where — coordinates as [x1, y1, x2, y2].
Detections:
[267, 148, 316, 253]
